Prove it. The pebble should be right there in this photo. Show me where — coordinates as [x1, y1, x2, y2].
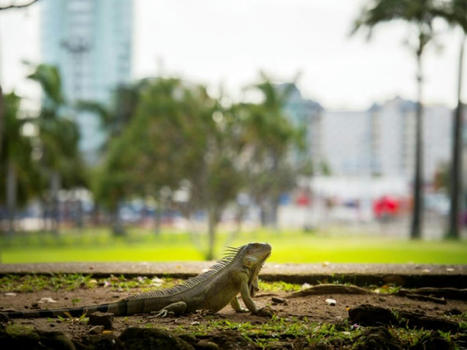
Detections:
[271, 297, 286, 304]
[88, 312, 114, 330]
[88, 325, 105, 334]
[196, 340, 219, 350]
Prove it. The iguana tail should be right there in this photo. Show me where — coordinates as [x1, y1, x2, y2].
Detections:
[2, 300, 129, 319]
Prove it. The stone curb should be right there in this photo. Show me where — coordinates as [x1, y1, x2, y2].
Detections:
[1, 262, 466, 288]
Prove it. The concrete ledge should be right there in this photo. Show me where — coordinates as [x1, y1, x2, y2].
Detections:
[1, 262, 466, 288]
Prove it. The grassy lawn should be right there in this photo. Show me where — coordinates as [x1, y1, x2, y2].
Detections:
[1, 227, 466, 264]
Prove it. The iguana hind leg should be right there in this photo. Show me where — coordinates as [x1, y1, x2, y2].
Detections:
[152, 301, 187, 318]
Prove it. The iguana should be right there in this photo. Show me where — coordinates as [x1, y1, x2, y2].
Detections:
[3, 242, 273, 319]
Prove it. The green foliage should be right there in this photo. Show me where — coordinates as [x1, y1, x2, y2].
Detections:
[435, 0, 467, 33]
[352, 0, 439, 55]
[0, 92, 40, 207]
[27, 63, 86, 190]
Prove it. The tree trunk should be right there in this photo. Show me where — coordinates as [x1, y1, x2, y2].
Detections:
[410, 52, 424, 239]
[0, 85, 4, 156]
[75, 195, 83, 229]
[50, 171, 61, 234]
[154, 199, 162, 235]
[270, 195, 280, 231]
[447, 34, 465, 240]
[6, 160, 17, 235]
[259, 203, 267, 227]
[111, 206, 125, 236]
[206, 206, 218, 260]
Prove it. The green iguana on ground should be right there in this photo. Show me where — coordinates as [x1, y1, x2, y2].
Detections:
[3, 242, 273, 319]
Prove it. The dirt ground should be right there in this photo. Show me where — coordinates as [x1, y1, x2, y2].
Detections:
[1, 284, 465, 341]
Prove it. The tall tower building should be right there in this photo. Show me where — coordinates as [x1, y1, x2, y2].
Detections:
[40, 0, 133, 158]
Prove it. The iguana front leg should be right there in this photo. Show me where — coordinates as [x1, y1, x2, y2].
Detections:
[230, 296, 248, 313]
[240, 276, 273, 317]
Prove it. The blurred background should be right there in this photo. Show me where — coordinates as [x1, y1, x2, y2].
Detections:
[0, 0, 466, 264]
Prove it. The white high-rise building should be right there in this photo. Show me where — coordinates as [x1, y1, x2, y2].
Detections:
[40, 0, 133, 158]
[320, 97, 453, 182]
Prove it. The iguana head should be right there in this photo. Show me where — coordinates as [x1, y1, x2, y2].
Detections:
[239, 242, 271, 297]
[240, 242, 271, 268]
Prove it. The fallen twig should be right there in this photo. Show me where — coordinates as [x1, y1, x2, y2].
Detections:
[287, 284, 372, 298]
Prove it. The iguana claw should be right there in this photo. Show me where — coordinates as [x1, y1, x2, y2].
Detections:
[153, 309, 172, 318]
[254, 306, 274, 317]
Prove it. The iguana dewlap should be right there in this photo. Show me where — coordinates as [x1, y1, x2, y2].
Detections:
[3, 242, 272, 318]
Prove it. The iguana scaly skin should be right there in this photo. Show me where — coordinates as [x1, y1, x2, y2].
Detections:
[3, 242, 272, 319]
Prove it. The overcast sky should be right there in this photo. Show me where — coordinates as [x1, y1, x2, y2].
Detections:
[0, 0, 465, 110]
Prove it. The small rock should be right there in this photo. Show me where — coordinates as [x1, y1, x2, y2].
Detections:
[196, 339, 219, 350]
[411, 330, 454, 350]
[348, 304, 398, 326]
[39, 297, 57, 304]
[325, 298, 336, 306]
[190, 321, 200, 326]
[4, 292, 16, 297]
[271, 297, 286, 304]
[444, 308, 461, 316]
[118, 327, 194, 350]
[301, 283, 311, 289]
[0, 313, 9, 323]
[152, 277, 163, 286]
[179, 334, 197, 344]
[445, 267, 455, 272]
[88, 325, 104, 334]
[88, 312, 114, 330]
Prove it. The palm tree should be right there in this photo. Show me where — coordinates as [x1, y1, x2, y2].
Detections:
[0, 92, 38, 234]
[436, 0, 467, 239]
[352, 0, 439, 239]
[243, 74, 302, 229]
[28, 64, 84, 233]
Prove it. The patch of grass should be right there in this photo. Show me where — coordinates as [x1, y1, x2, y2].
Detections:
[0, 274, 182, 293]
[177, 316, 361, 348]
[5, 324, 36, 337]
[390, 327, 432, 347]
[0, 274, 95, 292]
[258, 281, 301, 293]
[2, 227, 467, 263]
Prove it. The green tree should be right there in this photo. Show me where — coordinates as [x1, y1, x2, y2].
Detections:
[241, 75, 304, 228]
[436, 0, 467, 239]
[0, 92, 39, 234]
[353, 0, 439, 239]
[28, 64, 85, 233]
[78, 83, 142, 235]
[121, 78, 189, 233]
